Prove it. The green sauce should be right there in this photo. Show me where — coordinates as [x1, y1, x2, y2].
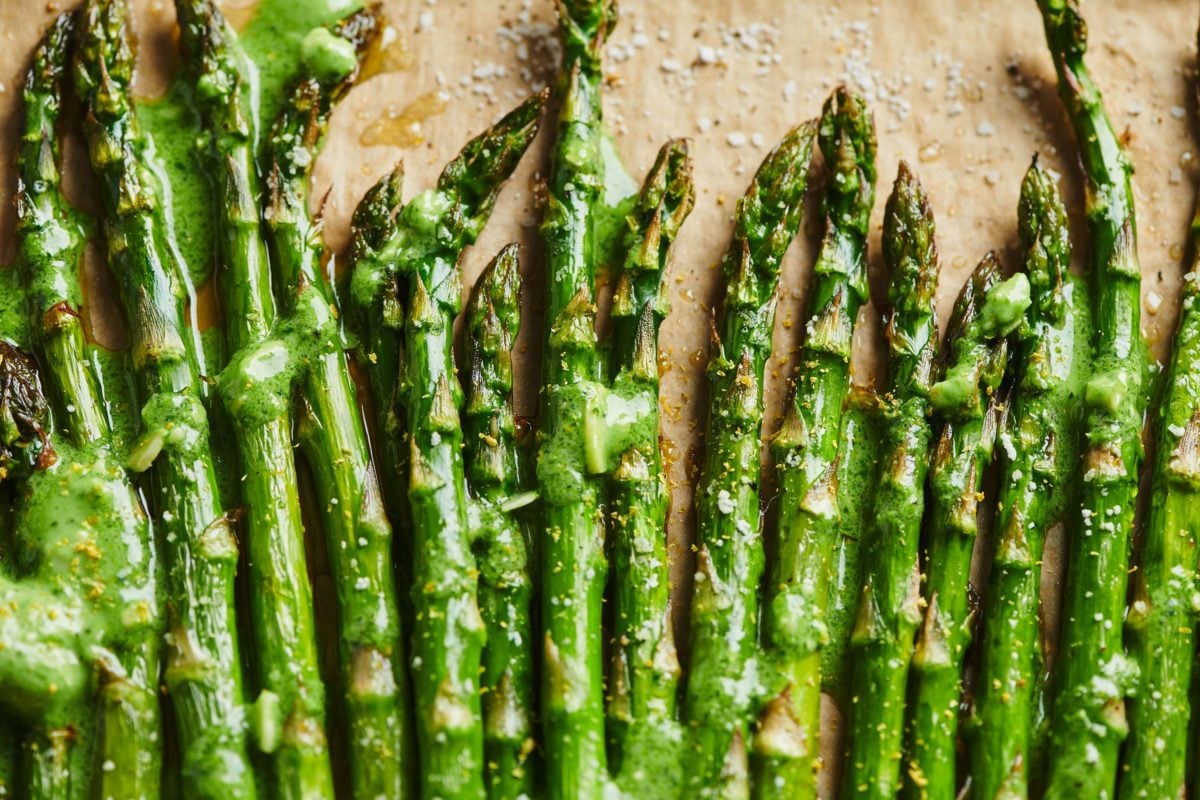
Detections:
[238, 0, 363, 131]
[0, 269, 30, 348]
[301, 27, 358, 83]
[594, 133, 638, 277]
[138, 80, 217, 290]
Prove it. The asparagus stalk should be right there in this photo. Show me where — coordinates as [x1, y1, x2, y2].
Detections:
[604, 138, 694, 794]
[464, 245, 538, 800]
[347, 93, 545, 799]
[821, 389, 883, 704]
[347, 85, 546, 477]
[683, 121, 818, 797]
[751, 88, 876, 800]
[260, 11, 418, 798]
[901, 256, 1030, 799]
[0, 342, 87, 800]
[73, 1, 256, 795]
[174, 1, 332, 794]
[1118, 30, 1200, 797]
[967, 160, 1091, 800]
[17, 14, 163, 799]
[1035, 3, 1148, 796]
[840, 162, 939, 800]
[348, 110, 547, 550]
[536, 0, 623, 794]
[400, 121, 534, 800]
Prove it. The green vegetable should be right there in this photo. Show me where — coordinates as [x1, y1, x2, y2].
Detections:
[536, 1, 623, 796]
[1035, 2, 1148, 797]
[901, 256, 1028, 799]
[14, 14, 163, 799]
[348, 92, 545, 800]
[752, 88, 876, 800]
[822, 389, 884, 703]
[465, 245, 539, 800]
[683, 121, 818, 798]
[174, 0, 333, 794]
[261, 10, 418, 799]
[74, 1, 256, 795]
[840, 162, 939, 800]
[605, 138, 694, 797]
[1117, 28, 1200, 798]
[967, 159, 1091, 800]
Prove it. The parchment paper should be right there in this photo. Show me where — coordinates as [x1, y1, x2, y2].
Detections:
[1, 0, 1197, 793]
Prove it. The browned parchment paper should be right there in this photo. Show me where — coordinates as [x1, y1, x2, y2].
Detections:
[1, 0, 1197, 793]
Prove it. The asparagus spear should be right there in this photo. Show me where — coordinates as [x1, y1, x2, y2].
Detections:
[348, 112, 547, 553]
[604, 138, 694, 794]
[174, 1, 333, 793]
[464, 245, 538, 800]
[1118, 31, 1200, 797]
[840, 162, 939, 800]
[399, 115, 539, 800]
[821, 389, 883, 704]
[16, 14, 164, 799]
[0, 345, 81, 717]
[1035, 3, 1147, 796]
[0, 341, 88, 800]
[968, 160, 1091, 800]
[751, 88, 876, 800]
[346, 93, 545, 799]
[535, 0, 627, 794]
[901, 256, 1030, 799]
[73, 1, 256, 795]
[683, 121, 818, 797]
[260, 11, 418, 798]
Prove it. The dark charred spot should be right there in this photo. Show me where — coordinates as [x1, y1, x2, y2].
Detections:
[0, 340, 55, 482]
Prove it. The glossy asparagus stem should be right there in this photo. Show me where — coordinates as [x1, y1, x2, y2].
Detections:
[1035, 3, 1148, 797]
[822, 389, 883, 704]
[537, 0, 621, 795]
[73, 1, 256, 795]
[752, 89, 876, 800]
[683, 121, 818, 798]
[901, 256, 1030, 799]
[261, 11, 415, 798]
[464, 246, 538, 800]
[174, 2, 333, 794]
[968, 160, 1091, 800]
[17, 14, 163, 799]
[840, 162, 939, 800]
[347, 92, 545, 800]
[604, 139, 694, 796]
[1118, 24, 1200, 796]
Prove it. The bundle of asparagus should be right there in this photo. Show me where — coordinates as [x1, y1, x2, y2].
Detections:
[8, 0, 1200, 797]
